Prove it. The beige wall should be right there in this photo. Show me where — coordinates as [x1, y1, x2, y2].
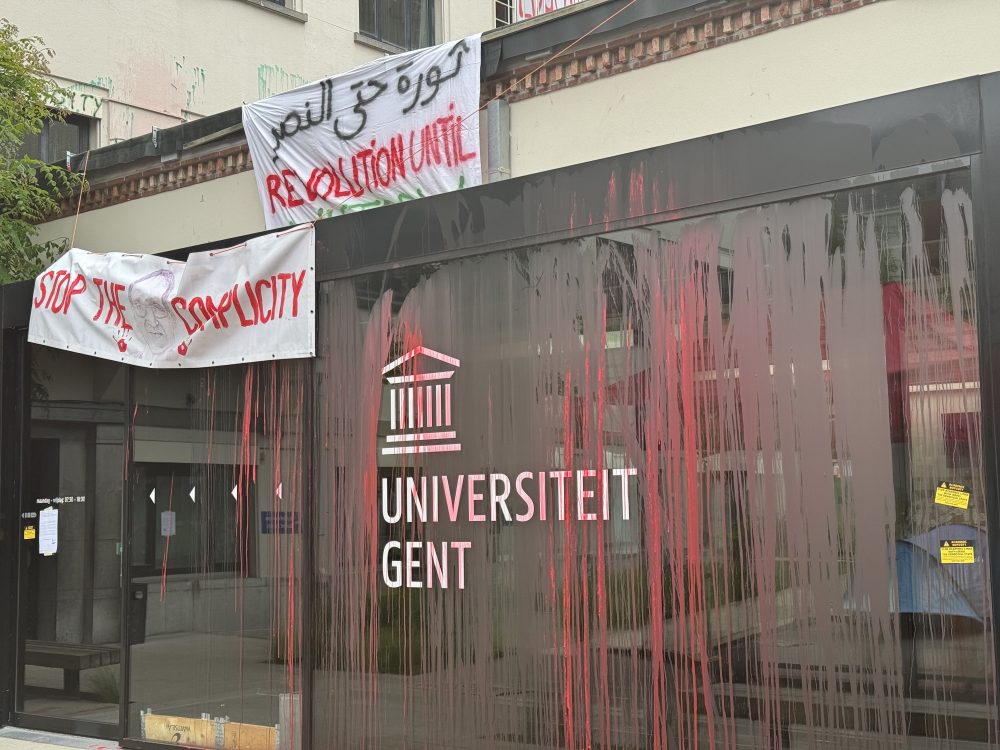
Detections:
[34, 171, 264, 254]
[509, 0, 1000, 177]
[6, 0, 492, 146]
[438, 0, 495, 48]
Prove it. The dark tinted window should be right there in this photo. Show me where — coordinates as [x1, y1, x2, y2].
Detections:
[22, 112, 91, 165]
[359, 0, 434, 50]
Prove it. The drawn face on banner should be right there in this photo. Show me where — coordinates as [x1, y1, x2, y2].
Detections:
[128, 269, 177, 355]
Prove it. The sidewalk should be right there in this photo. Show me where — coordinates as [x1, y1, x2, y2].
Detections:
[0, 729, 118, 750]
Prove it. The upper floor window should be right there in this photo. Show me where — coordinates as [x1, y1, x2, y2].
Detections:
[495, 0, 512, 26]
[22, 112, 91, 165]
[359, 0, 435, 50]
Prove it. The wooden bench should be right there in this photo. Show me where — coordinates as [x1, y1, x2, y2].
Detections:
[23, 640, 120, 695]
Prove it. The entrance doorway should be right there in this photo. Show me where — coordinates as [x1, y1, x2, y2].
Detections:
[11, 344, 125, 738]
[0, 337, 306, 747]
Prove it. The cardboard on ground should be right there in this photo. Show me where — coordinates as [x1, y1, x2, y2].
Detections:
[144, 713, 277, 750]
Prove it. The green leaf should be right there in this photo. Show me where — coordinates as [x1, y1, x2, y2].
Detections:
[0, 18, 83, 280]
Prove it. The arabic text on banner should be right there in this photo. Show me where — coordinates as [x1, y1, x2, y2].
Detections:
[28, 225, 315, 368]
[242, 35, 482, 229]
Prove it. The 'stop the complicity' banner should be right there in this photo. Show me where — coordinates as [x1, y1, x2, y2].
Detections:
[242, 35, 482, 229]
[28, 225, 315, 368]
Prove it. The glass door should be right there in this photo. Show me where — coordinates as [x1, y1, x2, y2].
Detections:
[13, 344, 125, 735]
[126, 363, 305, 750]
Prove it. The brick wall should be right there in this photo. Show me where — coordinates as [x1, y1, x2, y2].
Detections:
[482, 0, 880, 105]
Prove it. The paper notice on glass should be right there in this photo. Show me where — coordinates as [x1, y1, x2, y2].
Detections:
[160, 510, 176, 537]
[941, 539, 975, 564]
[934, 481, 970, 509]
[38, 506, 58, 556]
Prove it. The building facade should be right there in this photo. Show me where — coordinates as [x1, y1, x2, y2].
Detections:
[5, 0, 493, 160]
[2, 2, 1000, 749]
[24, 0, 1000, 254]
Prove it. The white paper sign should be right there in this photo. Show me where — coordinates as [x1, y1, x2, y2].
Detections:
[243, 35, 482, 229]
[28, 226, 315, 368]
[160, 511, 177, 538]
[38, 507, 58, 556]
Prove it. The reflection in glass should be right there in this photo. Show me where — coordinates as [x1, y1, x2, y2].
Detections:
[313, 171, 997, 748]
[16, 348, 125, 724]
[127, 364, 305, 750]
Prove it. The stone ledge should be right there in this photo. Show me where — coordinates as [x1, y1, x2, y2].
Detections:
[354, 32, 407, 55]
[232, 0, 307, 23]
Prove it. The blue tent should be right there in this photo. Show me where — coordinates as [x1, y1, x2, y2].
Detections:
[899, 523, 987, 621]
[844, 523, 987, 621]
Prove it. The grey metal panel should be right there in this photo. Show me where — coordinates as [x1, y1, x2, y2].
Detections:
[66, 108, 244, 172]
[314, 76, 983, 278]
[484, 0, 703, 75]
[971, 70, 1000, 696]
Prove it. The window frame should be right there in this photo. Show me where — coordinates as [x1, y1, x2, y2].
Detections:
[358, 0, 436, 51]
[22, 111, 92, 166]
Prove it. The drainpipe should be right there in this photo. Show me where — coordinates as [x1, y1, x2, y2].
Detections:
[487, 99, 511, 182]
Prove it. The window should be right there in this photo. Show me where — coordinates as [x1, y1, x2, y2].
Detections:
[131, 462, 253, 576]
[495, 0, 512, 26]
[21, 112, 91, 165]
[359, 0, 435, 50]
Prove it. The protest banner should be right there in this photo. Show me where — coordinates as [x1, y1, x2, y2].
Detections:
[28, 225, 315, 368]
[243, 35, 482, 229]
[514, 0, 585, 21]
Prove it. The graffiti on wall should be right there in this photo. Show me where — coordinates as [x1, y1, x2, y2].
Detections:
[173, 56, 208, 110]
[257, 63, 308, 100]
[49, 76, 112, 117]
[49, 64, 202, 146]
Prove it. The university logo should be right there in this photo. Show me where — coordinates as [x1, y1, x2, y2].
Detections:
[382, 346, 461, 455]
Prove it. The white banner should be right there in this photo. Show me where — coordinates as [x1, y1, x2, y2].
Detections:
[243, 35, 482, 229]
[514, 0, 584, 21]
[28, 225, 315, 368]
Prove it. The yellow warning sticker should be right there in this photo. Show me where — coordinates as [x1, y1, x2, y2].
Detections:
[940, 539, 975, 564]
[934, 482, 970, 510]
[22, 525, 35, 541]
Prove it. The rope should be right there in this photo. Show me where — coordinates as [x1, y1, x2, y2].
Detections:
[69, 149, 91, 249]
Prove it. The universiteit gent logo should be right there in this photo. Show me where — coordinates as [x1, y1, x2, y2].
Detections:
[382, 346, 461, 455]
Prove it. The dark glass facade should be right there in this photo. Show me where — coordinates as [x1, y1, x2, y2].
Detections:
[2, 75, 1000, 750]
[311, 169, 997, 748]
